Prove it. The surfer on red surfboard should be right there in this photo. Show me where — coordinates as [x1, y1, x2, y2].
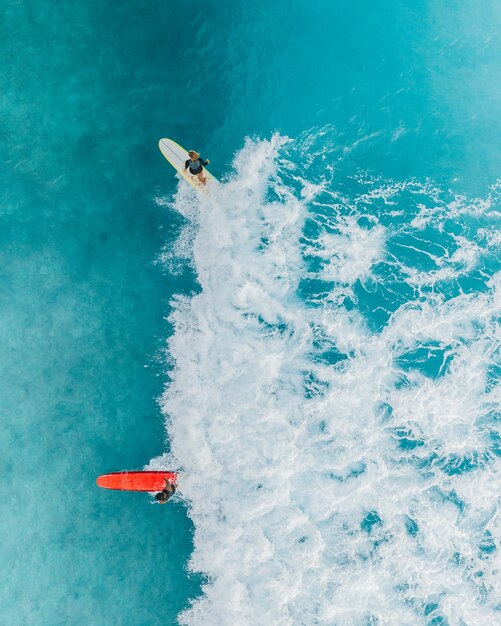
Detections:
[155, 478, 177, 504]
[96, 470, 178, 498]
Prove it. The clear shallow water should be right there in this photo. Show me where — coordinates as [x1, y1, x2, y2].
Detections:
[2, 1, 500, 625]
[1, 1, 203, 624]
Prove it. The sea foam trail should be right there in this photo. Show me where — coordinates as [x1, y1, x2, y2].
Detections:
[152, 136, 500, 625]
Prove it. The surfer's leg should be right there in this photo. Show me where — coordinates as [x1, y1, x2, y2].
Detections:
[197, 171, 207, 186]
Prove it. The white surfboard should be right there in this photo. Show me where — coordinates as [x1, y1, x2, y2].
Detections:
[158, 138, 215, 193]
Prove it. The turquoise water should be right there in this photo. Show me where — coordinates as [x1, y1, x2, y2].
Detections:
[2, 1, 500, 625]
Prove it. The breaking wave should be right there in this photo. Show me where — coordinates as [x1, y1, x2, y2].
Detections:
[152, 134, 500, 625]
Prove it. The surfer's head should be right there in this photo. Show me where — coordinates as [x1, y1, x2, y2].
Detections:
[188, 150, 199, 160]
[155, 491, 168, 503]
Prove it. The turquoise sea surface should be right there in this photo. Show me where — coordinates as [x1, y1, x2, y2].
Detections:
[2, 1, 500, 625]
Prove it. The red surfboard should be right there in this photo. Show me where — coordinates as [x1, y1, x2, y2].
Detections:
[96, 471, 177, 492]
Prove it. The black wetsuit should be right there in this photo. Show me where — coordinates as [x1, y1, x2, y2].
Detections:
[161, 483, 176, 501]
[185, 157, 208, 175]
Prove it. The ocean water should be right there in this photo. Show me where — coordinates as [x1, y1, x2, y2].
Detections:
[2, 1, 500, 625]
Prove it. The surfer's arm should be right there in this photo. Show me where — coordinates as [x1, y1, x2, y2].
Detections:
[184, 160, 190, 171]
[200, 158, 209, 166]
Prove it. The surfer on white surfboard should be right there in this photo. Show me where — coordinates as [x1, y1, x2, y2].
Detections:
[184, 150, 210, 186]
[155, 478, 177, 504]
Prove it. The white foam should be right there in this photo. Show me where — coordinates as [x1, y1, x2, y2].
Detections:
[155, 137, 500, 625]
[316, 221, 385, 284]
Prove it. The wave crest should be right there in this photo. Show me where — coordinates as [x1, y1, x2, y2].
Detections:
[155, 135, 500, 626]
